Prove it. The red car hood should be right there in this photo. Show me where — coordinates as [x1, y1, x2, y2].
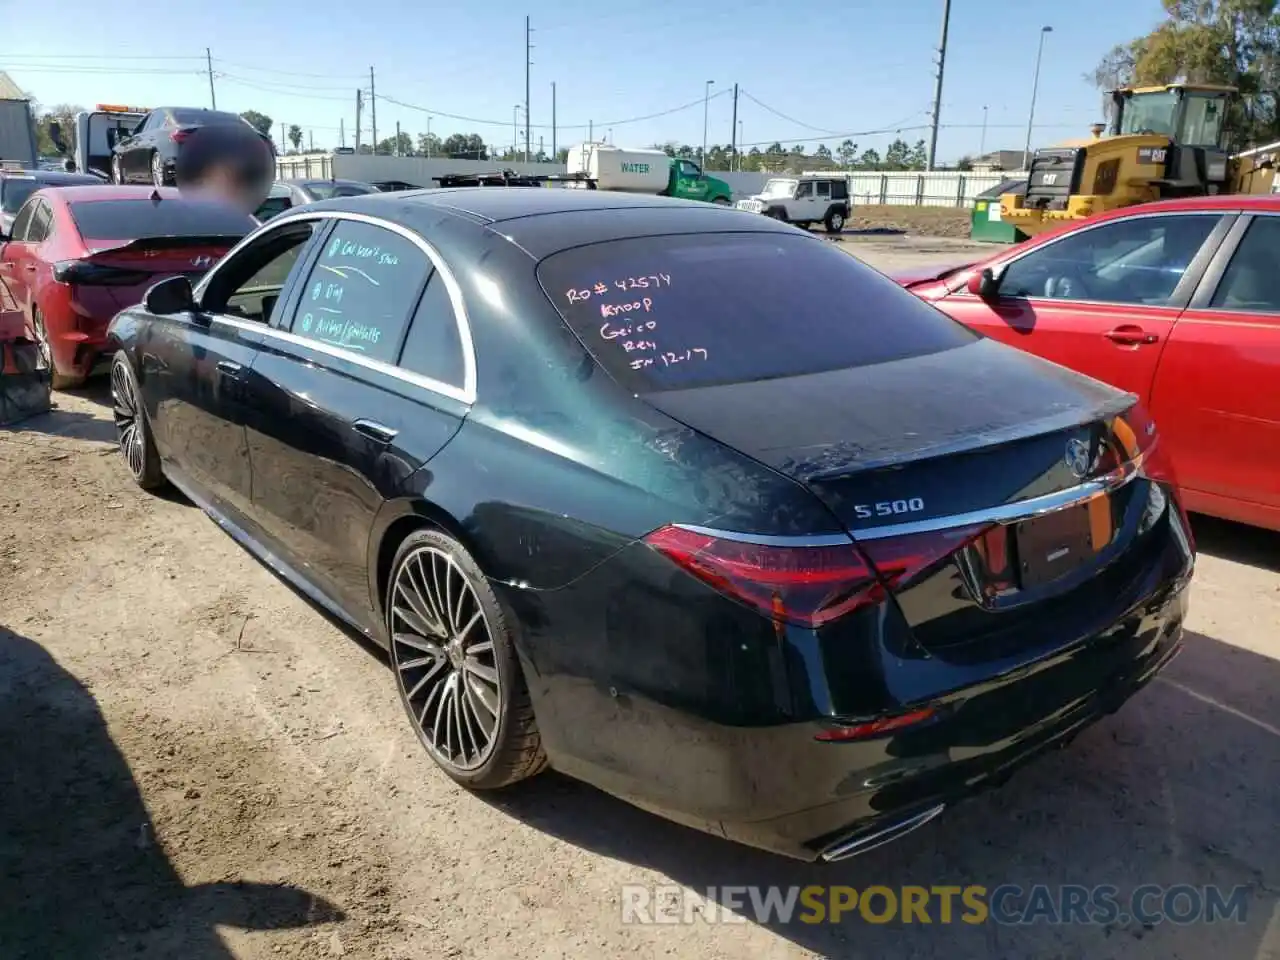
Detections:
[888, 260, 979, 287]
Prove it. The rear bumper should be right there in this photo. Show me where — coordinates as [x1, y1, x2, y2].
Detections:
[726, 579, 1187, 860]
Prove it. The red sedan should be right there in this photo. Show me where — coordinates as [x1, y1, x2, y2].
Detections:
[0, 185, 255, 388]
[898, 194, 1280, 533]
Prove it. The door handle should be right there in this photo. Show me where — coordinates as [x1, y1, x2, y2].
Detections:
[353, 418, 398, 443]
[216, 359, 244, 377]
[1104, 325, 1159, 346]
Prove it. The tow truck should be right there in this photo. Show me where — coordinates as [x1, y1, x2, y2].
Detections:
[49, 104, 149, 180]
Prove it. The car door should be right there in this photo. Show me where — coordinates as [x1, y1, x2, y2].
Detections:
[0, 199, 37, 309]
[939, 211, 1232, 400]
[1150, 212, 1280, 521]
[671, 160, 709, 201]
[243, 215, 471, 623]
[813, 179, 831, 220]
[122, 112, 160, 180]
[143, 217, 323, 522]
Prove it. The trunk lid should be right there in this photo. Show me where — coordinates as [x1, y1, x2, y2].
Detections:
[643, 338, 1164, 663]
[62, 235, 237, 321]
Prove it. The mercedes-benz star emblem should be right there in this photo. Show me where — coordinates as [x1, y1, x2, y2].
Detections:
[1065, 438, 1093, 479]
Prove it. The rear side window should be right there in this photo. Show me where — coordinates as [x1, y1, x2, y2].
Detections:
[538, 232, 977, 393]
[397, 273, 465, 388]
[2, 177, 39, 214]
[68, 200, 256, 240]
[172, 108, 244, 126]
[831, 180, 849, 200]
[288, 220, 429, 364]
[26, 202, 53, 243]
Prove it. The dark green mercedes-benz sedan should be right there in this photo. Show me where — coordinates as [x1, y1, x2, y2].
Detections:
[105, 186, 1195, 861]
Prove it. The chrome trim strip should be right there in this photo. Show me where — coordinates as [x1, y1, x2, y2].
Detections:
[674, 454, 1143, 547]
[820, 803, 946, 862]
[213, 314, 473, 405]
[672, 525, 854, 548]
[851, 454, 1144, 541]
[192, 209, 478, 405]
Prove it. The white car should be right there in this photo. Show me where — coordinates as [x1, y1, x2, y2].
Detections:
[735, 175, 851, 232]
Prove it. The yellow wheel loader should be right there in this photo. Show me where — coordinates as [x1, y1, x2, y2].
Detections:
[999, 83, 1275, 237]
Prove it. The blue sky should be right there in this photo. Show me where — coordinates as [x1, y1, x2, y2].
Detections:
[2, 0, 1166, 161]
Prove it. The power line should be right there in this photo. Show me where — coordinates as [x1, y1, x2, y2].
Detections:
[215, 73, 353, 102]
[738, 90, 845, 135]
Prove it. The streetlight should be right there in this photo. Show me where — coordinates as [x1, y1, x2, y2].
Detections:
[702, 80, 714, 168]
[737, 119, 744, 171]
[979, 105, 988, 157]
[426, 116, 432, 158]
[607, 127, 613, 145]
[1022, 26, 1053, 171]
[513, 104, 521, 159]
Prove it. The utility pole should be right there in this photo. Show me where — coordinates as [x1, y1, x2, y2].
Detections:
[354, 90, 363, 153]
[309, 130, 315, 152]
[525, 16, 533, 163]
[1023, 27, 1053, 171]
[339, 117, 346, 149]
[205, 48, 217, 109]
[551, 81, 557, 159]
[369, 66, 378, 154]
[513, 105, 520, 157]
[737, 120, 744, 170]
[702, 80, 714, 166]
[426, 116, 432, 157]
[588, 119, 593, 143]
[538, 135, 544, 159]
[395, 121, 402, 157]
[730, 82, 739, 173]
[979, 105, 988, 156]
[926, 0, 951, 171]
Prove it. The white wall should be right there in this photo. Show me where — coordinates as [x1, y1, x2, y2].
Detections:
[276, 152, 567, 185]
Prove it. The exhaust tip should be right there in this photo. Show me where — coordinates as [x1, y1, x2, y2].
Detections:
[819, 803, 946, 863]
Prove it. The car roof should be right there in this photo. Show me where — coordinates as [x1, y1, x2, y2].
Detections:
[285, 178, 374, 188]
[300, 187, 799, 260]
[1097, 194, 1280, 216]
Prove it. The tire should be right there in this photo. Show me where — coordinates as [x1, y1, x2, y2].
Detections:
[30, 308, 84, 390]
[110, 354, 166, 490]
[151, 151, 167, 188]
[825, 207, 846, 234]
[112, 154, 125, 185]
[387, 527, 547, 790]
[711, 197, 731, 206]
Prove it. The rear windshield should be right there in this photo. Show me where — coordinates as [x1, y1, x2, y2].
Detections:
[172, 108, 245, 126]
[303, 181, 376, 199]
[537, 232, 977, 392]
[68, 199, 257, 241]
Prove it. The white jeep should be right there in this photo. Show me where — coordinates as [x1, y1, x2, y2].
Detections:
[735, 175, 851, 233]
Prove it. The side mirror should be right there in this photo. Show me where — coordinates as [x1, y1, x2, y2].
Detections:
[144, 275, 196, 316]
[48, 121, 67, 154]
[967, 267, 1001, 299]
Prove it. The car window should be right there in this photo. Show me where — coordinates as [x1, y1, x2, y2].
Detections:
[538, 232, 977, 393]
[1210, 217, 1280, 312]
[397, 272, 465, 388]
[998, 214, 1219, 306]
[9, 199, 35, 241]
[677, 161, 700, 178]
[140, 112, 163, 133]
[203, 221, 318, 325]
[254, 196, 293, 221]
[26, 201, 53, 243]
[287, 220, 430, 364]
[815, 182, 830, 198]
[796, 182, 813, 198]
[172, 108, 244, 126]
[831, 180, 849, 200]
[2, 177, 40, 215]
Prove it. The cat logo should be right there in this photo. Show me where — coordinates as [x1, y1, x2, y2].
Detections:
[1041, 173, 1058, 185]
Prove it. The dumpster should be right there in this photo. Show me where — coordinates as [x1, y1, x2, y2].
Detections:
[970, 177, 1028, 244]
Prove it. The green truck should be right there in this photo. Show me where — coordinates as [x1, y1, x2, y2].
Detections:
[565, 143, 734, 204]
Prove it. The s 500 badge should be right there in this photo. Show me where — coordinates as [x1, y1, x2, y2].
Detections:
[853, 498, 925, 520]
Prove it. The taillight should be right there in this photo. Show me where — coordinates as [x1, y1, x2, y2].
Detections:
[170, 127, 195, 144]
[644, 523, 989, 627]
[814, 706, 937, 741]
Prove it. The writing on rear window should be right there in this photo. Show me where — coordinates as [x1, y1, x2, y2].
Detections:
[567, 271, 710, 373]
[564, 273, 672, 303]
[538, 233, 977, 393]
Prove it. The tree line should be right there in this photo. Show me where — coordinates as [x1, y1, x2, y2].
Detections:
[1092, 0, 1280, 148]
[28, 101, 942, 171]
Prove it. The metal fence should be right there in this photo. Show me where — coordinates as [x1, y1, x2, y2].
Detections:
[843, 172, 1023, 209]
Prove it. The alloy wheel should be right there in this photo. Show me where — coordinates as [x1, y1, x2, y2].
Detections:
[151, 153, 165, 187]
[112, 155, 124, 184]
[30, 313, 52, 374]
[390, 546, 502, 772]
[110, 361, 146, 479]
[830, 212, 845, 231]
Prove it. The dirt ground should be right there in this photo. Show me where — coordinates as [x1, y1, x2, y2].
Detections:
[840, 205, 973, 239]
[2, 238, 1278, 959]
